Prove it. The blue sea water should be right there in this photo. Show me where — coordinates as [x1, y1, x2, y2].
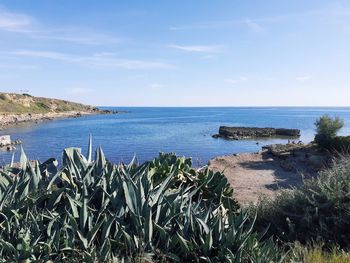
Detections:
[1, 107, 350, 165]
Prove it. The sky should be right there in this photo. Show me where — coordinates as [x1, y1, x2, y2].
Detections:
[0, 0, 350, 106]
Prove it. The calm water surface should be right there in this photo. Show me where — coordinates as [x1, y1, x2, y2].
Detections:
[1, 107, 350, 165]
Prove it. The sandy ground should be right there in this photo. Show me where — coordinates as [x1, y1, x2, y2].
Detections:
[208, 151, 316, 204]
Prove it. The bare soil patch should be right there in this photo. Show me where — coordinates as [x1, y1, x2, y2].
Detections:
[208, 146, 328, 204]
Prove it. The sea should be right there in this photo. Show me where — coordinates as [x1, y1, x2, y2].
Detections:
[1, 107, 350, 165]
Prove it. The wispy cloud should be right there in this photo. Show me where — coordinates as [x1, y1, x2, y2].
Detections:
[169, 44, 224, 53]
[0, 63, 37, 69]
[9, 50, 173, 70]
[30, 28, 121, 45]
[0, 7, 35, 32]
[149, 83, 163, 89]
[169, 3, 350, 32]
[224, 77, 248, 85]
[296, 75, 312, 82]
[244, 19, 265, 33]
[0, 7, 121, 45]
[12, 50, 70, 60]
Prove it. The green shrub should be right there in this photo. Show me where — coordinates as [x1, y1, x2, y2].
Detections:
[0, 143, 283, 262]
[315, 115, 344, 139]
[314, 115, 344, 149]
[254, 155, 350, 249]
[327, 136, 350, 152]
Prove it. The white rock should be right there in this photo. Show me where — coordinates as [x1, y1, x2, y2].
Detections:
[0, 135, 11, 147]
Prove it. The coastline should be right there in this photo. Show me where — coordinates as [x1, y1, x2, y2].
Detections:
[0, 110, 114, 131]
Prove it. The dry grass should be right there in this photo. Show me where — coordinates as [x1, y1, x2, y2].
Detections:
[288, 245, 350, 263]
[0, 92, 93, 114]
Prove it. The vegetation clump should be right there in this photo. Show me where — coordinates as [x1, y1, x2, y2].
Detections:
[1, 135, 350, 261]
[314, 115, 350, 151]
[254, 155, 350, 249]
[315, 115, 344, 139]
[0, 143, 283, 262]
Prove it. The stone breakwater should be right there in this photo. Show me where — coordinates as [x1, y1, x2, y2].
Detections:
[212, 126, 301, 140]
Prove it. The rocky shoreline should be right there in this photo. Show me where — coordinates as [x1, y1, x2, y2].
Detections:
[212, 126, 301, 140]
[0, 109, 118, 131]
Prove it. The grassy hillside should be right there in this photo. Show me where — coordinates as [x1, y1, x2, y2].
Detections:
[0, 92, 96, 114]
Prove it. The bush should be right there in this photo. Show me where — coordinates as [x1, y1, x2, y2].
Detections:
[0, 145, 284, 262]
[330, 136, 350, 152]
[314, 115, 344, 149]
[315, 115, 344, 139]
[254, 155, 350, 249]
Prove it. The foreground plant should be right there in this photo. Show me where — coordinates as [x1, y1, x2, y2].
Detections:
[286, 243, 350, 263]
[254, 155, 350, 249]
[0, 139, 283, 262]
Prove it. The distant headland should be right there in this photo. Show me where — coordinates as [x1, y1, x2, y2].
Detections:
[0, 92, 117, 130]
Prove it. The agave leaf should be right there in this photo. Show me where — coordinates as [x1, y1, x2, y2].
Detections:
[145, 207, 153, 245]
[175, 232, 190, 252]
[47, 171, 60, 190]
[87, 134, 93, 164]
[19, 145, 28, 170]
[100, 239, 111, 261]
[100, 216, 115, 243]
[122, 181, 136, 214]
[165, 253, 181, 262]
[149, 173, 173, 207]
[80, 180, 89, 230]
[77, 231, 88, 249]
[10, 152, 15, 168]
[95, 147, 107, 173]
[196, 217, 210, 235]
[205, 230, 213, 252]
[0, 240, 18, 257]
[88, 218, 105, 246]
[19, 177, 30, 201]
[67, 194, 80, 218]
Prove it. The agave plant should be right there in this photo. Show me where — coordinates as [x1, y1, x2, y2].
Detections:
[0, 138, 285, 262]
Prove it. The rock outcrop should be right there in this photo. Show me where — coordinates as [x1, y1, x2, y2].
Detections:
[262, 143, 331, 172]
[212, 126, 300, 140]
[0, 135, 21, 151]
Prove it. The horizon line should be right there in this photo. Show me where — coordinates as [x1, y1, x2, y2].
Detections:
[97, 105, 350, 108]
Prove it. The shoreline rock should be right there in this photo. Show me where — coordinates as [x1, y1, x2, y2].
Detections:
[0, 135, 21, 151]
[212, 126, 301, 140]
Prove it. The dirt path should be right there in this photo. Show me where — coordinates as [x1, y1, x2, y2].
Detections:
[209, 151, 316, 204]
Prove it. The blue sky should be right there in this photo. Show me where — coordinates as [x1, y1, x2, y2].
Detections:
[0, 0, 350, 106]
